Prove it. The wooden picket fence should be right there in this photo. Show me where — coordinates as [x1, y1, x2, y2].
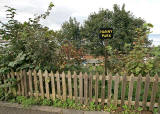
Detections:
[1, 69, 160, 111]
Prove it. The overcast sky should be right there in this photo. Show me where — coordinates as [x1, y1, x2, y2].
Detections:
[0, 0, 160, 34]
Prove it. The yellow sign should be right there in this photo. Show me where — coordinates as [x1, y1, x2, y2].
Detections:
[99, 28, 113, 39]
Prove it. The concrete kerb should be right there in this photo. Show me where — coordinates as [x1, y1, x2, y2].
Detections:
[0, 101, 111, 114]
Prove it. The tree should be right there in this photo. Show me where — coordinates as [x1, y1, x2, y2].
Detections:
[58, 17, 82, 49]
[82, 4, 149, 56]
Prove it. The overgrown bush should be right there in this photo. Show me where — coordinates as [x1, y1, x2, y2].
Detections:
[0, 3, 64, 74]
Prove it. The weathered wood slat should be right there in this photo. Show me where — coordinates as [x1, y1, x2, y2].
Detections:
[7, 73, 11, 92]
[68, 71, 72, 100]
[20, 70, 25, 96]
[56, 71, 61, 99]
[107, 73, 112, 106]
[101, 74, 105, 107]
[33, 70, 38, 97]
[16, 72, 21, 96]
[135, 74, 142, 108]
[149, 74, 159, 111]
[142, 74, 150, 110]
[73, 71, 78, 102]
[114, 74, 120, 106]
[28, 70, 33, 96]
[79, 72, 83, 104]
[44, 70, 50, 99]
[95, 73, 99, 105]
[23, 70, 28, 96]
[3, 74, 8, 93]
[89, 73, 93, 102]
[121, 75, 127, 106]
[38, 70, 44, 98]
[128, 74, 134, 107]
[84, 73, 88, 105]
[11, 70, 17, 96]
[62, 72, 66, 101]
[50, 71, 56, 100]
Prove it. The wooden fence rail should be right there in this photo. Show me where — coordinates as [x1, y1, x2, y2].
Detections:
[1, 69, 160, 111]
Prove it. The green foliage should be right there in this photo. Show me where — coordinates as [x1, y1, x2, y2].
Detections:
[0, 77, 17, 101]
[16, 96, 39, 107]
[104, 103, 117, 112]
[82, 4, 148, 56]
[0, 3, 64, 73]
[41, 98, 52, 106]
[58, 17, 82, 49]
[0, 94, 158, 113]
[122, 105, 143, 114]
[123, 24, 160, 76]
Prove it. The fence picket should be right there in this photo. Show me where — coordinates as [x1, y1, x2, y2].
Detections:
[44, 70, 50, 99]
[33, 70, 38, 97]
[38, 70, 44, 98]
[95, 73, 99, 105]
[84, 73, 88, 105]
[89, 73, 93, 102]
[10, 70, 16, 95]
[149, 74, 159, 111]
[50, 71, 55, 100]
[68, 71, 72, 100]
[28, 70, 33, 96]
[7, 73, 11, 92]
[23, 70, 28, 96]
[62, 72, 66, 101]
[114, 74, 120, 107]
[16, 72, 21, 96]
[142, 74, 150, 110]
[101, 74, 105, 107]
[135, 74, 142, 108]
[20, 70, 25, 96]
[121, 74, 127, 106]
[107, 73, 112, 106]
[73, 71, 78, 102]
[128, 74, 134, 107]
[56, 71, 61, 99]
[79, 72, 83, 104]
